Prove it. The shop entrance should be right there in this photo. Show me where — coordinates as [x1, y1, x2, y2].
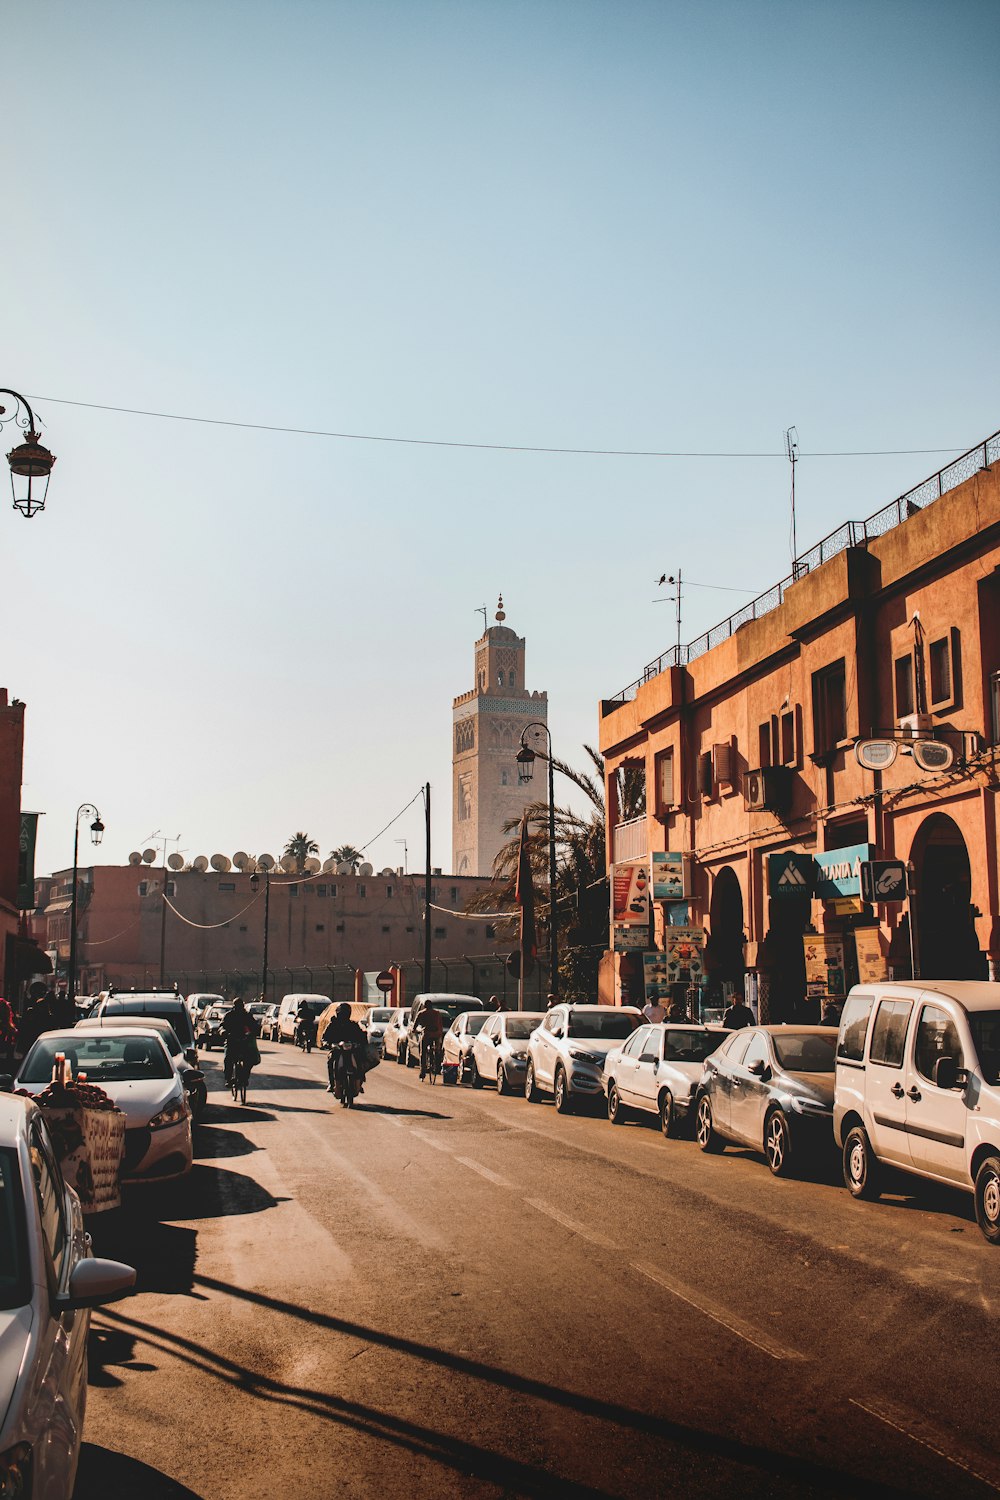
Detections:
[911, 813, 984, 980]
[706, 867, 746, 1010]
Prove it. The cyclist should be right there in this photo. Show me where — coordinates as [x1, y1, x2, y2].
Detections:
[414, 1000, 445, 1080]
[222, 997, 259, 1086]
[324, 1001, 368, 1096]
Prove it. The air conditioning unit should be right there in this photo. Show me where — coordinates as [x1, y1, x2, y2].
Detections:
[744, 766, 791, 814]
[898, 712, 932, 736]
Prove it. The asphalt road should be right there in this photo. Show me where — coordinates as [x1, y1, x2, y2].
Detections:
[74, 1038, 1000, 1499]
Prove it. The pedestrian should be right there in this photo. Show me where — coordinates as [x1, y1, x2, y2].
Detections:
[487, 994, 502, 1012]
[0, 999, 16, 1070]
[642, 994, 667, 1024]
[666, 994, 690, 1022]
[545, 993, 559, 1011]
[722, 993, 755, 1030]
[16, 990, 51, 1058]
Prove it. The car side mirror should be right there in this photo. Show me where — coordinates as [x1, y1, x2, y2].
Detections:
[59, 1256, 136, 1311]
[934, 1056, 962, 1090]
[748, 1059, 766, 1077]
[493, 1035, 502, 1045]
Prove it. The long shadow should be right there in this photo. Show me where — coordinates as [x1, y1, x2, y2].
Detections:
[355, 1102, 452, 1120]
[74, 1444, 205, 1498]
[193, 1125, 259, 1160]
[98, 1303, 909, 1499]
[197, 1102, 275, 1125]
[87, 1325, 157, 1387]
[87, 1212, 197, 1295]
[124, 1163, 283, 1222]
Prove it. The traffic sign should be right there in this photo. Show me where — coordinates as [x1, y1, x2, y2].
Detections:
[860, 860, 908, 904]
[375, 970, 394, 993]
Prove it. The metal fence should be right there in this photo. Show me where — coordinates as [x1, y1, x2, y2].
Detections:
[395, 953, 551, 1009]
[606, 429, 1000, 707]
[172, 966, 359, 1004]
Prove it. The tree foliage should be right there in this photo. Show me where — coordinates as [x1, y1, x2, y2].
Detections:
[283, 832, 319, 872]
[329, 844, 363, 872]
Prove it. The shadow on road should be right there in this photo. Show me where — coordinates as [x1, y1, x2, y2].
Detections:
[356, 1102, 452, 1120]
[88, 1212, 197, 1296]
[87, 1325, 156, 1388]
[193, 1125, 259, 1159]
[74, 1443, 205, 1498]
[198, 1102, 275, 1125]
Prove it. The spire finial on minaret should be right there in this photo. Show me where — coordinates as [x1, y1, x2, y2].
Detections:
[496, 593, 506, 624]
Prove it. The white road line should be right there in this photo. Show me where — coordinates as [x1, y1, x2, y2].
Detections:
[850, 1398, 1000, 1494]
[410, 1128, 455, 1155]
[455, 1156, 513, 1188]
[380, 1116, 404, 1128]
[631, 1261, 806, 1363]
[525, 1198, 618, 1251]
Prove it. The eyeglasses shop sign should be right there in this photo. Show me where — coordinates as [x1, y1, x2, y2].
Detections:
[813, 843, 873, 901]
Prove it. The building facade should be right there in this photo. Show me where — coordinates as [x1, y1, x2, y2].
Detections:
[599, 430, 1000, 1018]
[452, 596, 548, 877]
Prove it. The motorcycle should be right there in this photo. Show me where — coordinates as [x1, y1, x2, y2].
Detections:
[295, 1015, 318, 1053]
[330, 1041, 360, 1108]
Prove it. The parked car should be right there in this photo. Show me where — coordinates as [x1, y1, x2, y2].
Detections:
[695, 1025, 838, 1175]
[258, 1003, 280, 1041]
[834, 980, 1000, 1243]
[525, 1005, 643, 1113]
[276, 993, 329, 1044]
[187, 992, 226, 1024]
[0, 1095, 135, 1499]
[90, 992, 198, 1055]
[76, 1015, 207, 1119]
[383, 1008, 410, 1061]
[469, 1011, 544, 1093]
[364, 1007, 396, 1053]
[16, 1028, 194, 1182]
[196, 1004, 233, 1050]
[444, 1010, 492, 1081]
[401, 994, 484, 1068]
[604, 1023, 727, 1135]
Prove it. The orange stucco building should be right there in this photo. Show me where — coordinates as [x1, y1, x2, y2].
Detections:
[599, 430, 1000, 1018]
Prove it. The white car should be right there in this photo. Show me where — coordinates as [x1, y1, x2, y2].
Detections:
[364, 1007, 396, 1053]
[0, 1095, 135, 1498]
[835, 980, 1000, 1242]
[443, 1011, 491, 1080]
[604, 1023, 728, 1135]
[276, 993, 329, 1043]
[526, 1005, 643, 1113]
[469, 1011, 544, 1094]
[187, 991, 225, 1023]
[384, 1009, 410, 1061]
[17, 1028, 193, 1183]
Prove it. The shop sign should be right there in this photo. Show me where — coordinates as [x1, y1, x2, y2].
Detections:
[652, 851, 689, 901]
[768, 851, 814, 898]
[855, 739, 898, 771]
[803, 933, 846, 998]
[829, 896, 864, 916]
[643, 952, 672, 1004]
[854, 927, 888, 984]
[614, 924, 649, 952]
[662, 926, 706, 988]
[612, 863, 651, 925]
[18, 813, 39, 911]
[860, 860, 908, 904]
[814, 843, 872, 901]
[665, 902, 690, 927]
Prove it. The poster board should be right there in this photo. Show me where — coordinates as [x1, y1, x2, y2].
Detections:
[612, 863, 651, 925]
[854, 926, 888, 984]
[802, 933, 846, 999]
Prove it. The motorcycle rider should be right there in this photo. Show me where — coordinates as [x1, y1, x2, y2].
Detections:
[414, 999, 445, 1080]
[295, 998, 318, 1050]
[222, 997, 259, 1086]
[323, 1001, 368, 1096]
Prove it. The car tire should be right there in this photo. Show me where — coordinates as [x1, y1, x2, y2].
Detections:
[696, 1095, 725, 1153]
[404, 1043, 414, 1069]
[843, 1124, 881, 1201]
[764, 1110, 793, 1177]
[395, 1044, 405, 1065]
[469, 1056, 484, 1089]
[659, 1090, 676, 1139]
[974, 1156, 1000, 1245]
[607, 1083, 627, 1124]
[496, 1066, 509, 1096]
[525, 1062, 541, 1102]
[554, 1067, 573, 1115]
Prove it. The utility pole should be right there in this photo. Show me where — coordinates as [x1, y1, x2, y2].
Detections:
[785, 426, 799, 575]
[423, 783, 432, 993]
[143, 831, 181, 988]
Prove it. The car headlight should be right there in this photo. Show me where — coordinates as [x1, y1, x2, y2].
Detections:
[0, 1443, 32, 1498]
[568, 1048, 599, 1065]
[789, 1096, 829, 1115]
[149, 1097, 189, 1130]
[509, 1050, 527, 1061]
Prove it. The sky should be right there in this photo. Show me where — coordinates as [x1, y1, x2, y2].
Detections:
[5, 0, 998, 880]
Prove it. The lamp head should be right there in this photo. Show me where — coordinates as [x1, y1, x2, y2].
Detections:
[516, 745, 535, 785]
[89, 817, 104, 847]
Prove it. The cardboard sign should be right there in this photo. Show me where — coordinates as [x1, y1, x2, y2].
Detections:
[612, 863, 651, 925]
[803, 933, 846, 999]
[642, 952, 672, 1004]
[652, 851, 686, 901]
[662, 926, 706, 988]
[854, 927, 888, 984]
[614, 924, 649, 953]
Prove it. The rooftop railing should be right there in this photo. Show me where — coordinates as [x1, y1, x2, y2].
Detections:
[605, 428, 1000, 708]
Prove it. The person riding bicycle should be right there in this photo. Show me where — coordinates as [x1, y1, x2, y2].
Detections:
[323, 1001, 368, 1096]
[414, 1000, 445, 1080]
[295, 998, 318, 1049]
[222, 997, 259, 1086]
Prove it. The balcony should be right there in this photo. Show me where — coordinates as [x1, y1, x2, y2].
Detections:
[613, 816, 648, 866]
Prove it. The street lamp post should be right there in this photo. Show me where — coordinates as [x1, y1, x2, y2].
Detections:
[68, 804, 104, 1004]
[0, 390, 56, 518]
[517, 722, 558, 998]
[250, 867, 271, 1003]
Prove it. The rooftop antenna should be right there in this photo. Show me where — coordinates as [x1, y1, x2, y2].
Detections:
[785, 426, 799, 576]
[395, 837, 408, 874]
[475, 603, 488, 634]
[654, 570, 683, 661]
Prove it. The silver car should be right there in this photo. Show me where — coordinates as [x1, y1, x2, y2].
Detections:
[443, 1011, 491, 1081]
[364, 1007, 396, 1054]
[604, 1023, 726, 1135]
[526, 1005, 643, 1113]
[470, 1011, 545, 1094]
[385, 1009, 411, 1062]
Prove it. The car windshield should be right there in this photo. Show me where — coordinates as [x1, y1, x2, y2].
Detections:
[0, 1150, 29, 1310]
[663, 1031, 719, 1062]
[21, 1034, 174, 1084]
[567, 1012, 639, 1040]
[505, 1016, 541, 1040]
[434, 1004, 482, 1025]
[302, 1001, 326, 1017]
[772, 1032, 837, 1073]
[464, 1014, 488, 1035]
[969, 1011, 1000, 1085]
[370, 1010, 393, 1024]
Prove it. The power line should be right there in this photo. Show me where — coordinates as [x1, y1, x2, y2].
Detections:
[360, 789, 425, 852]
[27, 394, 967, 461]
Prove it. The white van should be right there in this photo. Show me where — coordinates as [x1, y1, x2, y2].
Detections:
[834, 980, 1000, 1242]
[276, 993, 329, 1044]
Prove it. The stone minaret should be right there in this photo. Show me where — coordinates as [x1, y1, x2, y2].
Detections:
[452, 596, 548, 878]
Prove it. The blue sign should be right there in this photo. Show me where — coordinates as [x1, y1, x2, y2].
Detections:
[814, 843, 872, 901]
[665, 902, 690, 927]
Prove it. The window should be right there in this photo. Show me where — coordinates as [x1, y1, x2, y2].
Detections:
[451, 887, 458, 903]
[358, 884, 366, 897]
[336, 922, 345, 933]
[381, 924, 390, 934]
[622, 1027, 649, 1058]
[219, 880, 236, 893]
[485, 924, 496, 939]
[434, 926, 446, 939]
[869, 998, 913, 1068]
[726, 1031, 753, 1066]
[742, 1033, 770, 1071]
[289, 885, 299, 897]
[929, 630, 959, 707]
[780, 708, 797, 767]
[758, 722, 772, 769]
[509, 670, 516, 688]
[812, 660, 847, 755]
[894, 654, 915, 720]
[315, 924, 325, 933]
[655, 748, 675, 812]
[29, 1127, 66, 1282]
[317, 885, 327, 897]
[406, 925, 415, 934]
[386, 885, 393, 898]
[166, 881, 176, 898]
[138, 881, 148, 897]
[239, 925, 248, 933]
[639, 1031, 661, 1064]
[838, 994, 875, 1061]
[330, 884, 337, 898]
[914, 1005, 963, 1083]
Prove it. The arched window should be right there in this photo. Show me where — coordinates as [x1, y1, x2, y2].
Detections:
[509, 670, 516, 687]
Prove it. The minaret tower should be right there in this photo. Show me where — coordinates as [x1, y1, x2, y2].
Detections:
[452, 596, 548, 877]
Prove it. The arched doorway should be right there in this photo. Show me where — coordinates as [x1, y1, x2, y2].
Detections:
[911, 813, 985, 980]
[706, 867, 746, 1009]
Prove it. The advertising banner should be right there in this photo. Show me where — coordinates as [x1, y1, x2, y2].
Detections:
[651, 851, 686, 901]
[612, 863, 651, 925]
[662, 926, 706, 989]
[614, 924, 649, 953]
[642, 952, 672, 1004]
[803, 933, 846, 999]
[854, 927, 888, 984]
[17, 813, 38, 911]
[767, 851, 813, 898]
[814, 843, 872, 902]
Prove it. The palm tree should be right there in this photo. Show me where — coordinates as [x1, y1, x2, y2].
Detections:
[283, 832, 319, 873]
[329, 844, 363, 872]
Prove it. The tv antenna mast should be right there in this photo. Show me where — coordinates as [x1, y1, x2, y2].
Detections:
[474, 603, 488, 634]
[653, 570, 683, 660]
[785, 426, 799, 575]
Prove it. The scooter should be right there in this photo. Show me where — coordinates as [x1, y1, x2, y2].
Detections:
[330, 1042, 360, 1108]
[295, 1016, 317, 1053]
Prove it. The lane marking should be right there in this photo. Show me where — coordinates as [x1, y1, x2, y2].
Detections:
[850, 1398, 1000, 1494]
[525, 1198, 618, 1251]
[631, 1261, 806, 1363]
[410, 1128, 455, 1155]
[455, 1156, 512, 1188]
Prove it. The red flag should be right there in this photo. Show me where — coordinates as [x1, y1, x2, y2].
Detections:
[515, 810, 537, 977]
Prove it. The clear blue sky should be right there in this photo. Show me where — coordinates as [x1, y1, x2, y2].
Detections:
[5, 0, 998, 878]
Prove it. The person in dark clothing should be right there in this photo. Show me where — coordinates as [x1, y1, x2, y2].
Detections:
[221, 998, 259, 1085]
[0, 999, 16, 1070]
[722, 997, 755, 1030]
[324, 1002, 368, 1094]
[17, 993, 52, 1057]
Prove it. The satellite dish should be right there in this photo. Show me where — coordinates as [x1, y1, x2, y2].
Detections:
[210, 853, 231, 872]
[258, 853, 275, 870]
[336, 862, 353, 875]
[380, 867, 394, 876]
[359, 862, 373, 877]
[304, 857, 321, 873]
[280, 855, 297, 872]
[322, 857, 335, 873]
[233, 852, 249, 871]
[142, 848, 157, 864]
[193, 855, 209, 872]
[128, 851, 142, 865]
[167, 852, 184, 870]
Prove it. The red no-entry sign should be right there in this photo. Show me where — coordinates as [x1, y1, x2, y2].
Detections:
[375, 970, 394, 993]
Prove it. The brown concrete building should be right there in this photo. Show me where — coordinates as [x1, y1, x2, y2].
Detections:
[452, 596, 548, 877]
[599, 429, 1000, 1018]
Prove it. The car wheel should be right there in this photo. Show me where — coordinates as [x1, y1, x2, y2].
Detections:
[607, 1082, 627, 1124]
[975, 1155, 1000, 1245]
[396, 1044, 405, 1066]
[843, 1124, 881, 1201]
[496, 1066, 509, 1096]
[554, 1067, 573, 1115]
[696, 1095, 725, 1153]
[525, 1062, 541, 1102]
[404, 1043, 414, 1068]
[469, 1056, 484, 1089]
[764, 1110, 793, 1177]
[659, 1090, 676, 1139]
